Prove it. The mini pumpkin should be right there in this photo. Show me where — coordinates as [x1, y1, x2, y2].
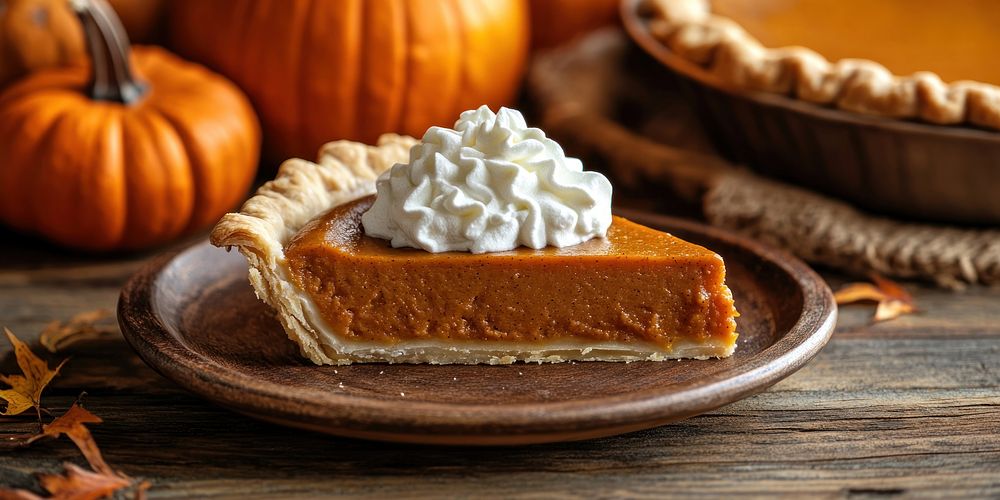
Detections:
[0, 0, 85, 88]
[0, 0, 259, 251]
[169, 0, 530, 162]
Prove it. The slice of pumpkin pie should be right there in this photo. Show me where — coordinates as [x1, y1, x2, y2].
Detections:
[211, 106, 738, 365]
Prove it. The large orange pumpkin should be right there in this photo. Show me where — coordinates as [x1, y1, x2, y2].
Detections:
[169, 0, 530, 162]
[529, 0, 620, 50]
[0, 0, 259, 251]
[0, 0, 85, 87]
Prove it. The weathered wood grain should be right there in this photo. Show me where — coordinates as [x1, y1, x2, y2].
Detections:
[1, 227, 999, 497]
[1, 387, 997, 498]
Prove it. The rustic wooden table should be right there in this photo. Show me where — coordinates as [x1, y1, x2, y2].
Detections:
[1, 219, 998, 498]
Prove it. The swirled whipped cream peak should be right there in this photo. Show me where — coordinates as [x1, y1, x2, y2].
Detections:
[361, 106, 613, 254]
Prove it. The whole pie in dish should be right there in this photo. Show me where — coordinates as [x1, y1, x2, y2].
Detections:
[642, 0, 1000, 130]
[212, 108, 738, 365]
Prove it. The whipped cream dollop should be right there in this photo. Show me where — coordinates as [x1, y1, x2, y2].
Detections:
[361, 106, 613, 253]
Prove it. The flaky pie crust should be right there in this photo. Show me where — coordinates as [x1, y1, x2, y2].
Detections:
[642, 0, 1000, 130]
[211, 134, 735, 365]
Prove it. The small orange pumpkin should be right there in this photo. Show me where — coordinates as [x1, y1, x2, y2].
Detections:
[529, 0, 620, 50]
[0, 0, 260, 251]
[169, 0, 530, 162]
[0, 0, 85, 87]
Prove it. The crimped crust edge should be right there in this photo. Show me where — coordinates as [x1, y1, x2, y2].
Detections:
[642, 0, 1000, 130]
[210, 134, 417, 364]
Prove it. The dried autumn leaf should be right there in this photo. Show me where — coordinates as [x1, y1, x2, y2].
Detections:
[832, 283, 886, 304]
[0, 329, 67, 418]
[41, 400, 111, 475]
[870, 274, 915, 303]
[874, 299, 917, 322]
[0, 462, 131, 500]
[39, 463, 131, 500]
[39, 310, 117, 354]
[0, 396, 150, 499]
[0, 487, 36, 499]
[0, 398, 89, 451]
[834, 274, 917, 323]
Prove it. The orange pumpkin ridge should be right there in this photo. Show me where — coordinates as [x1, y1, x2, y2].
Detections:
[169, 0, 529, 163]
[0, 0, 259, 251]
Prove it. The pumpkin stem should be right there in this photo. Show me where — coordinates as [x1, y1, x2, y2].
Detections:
[71, 0, 146, 104]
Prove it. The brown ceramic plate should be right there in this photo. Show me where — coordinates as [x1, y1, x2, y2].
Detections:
[622, 0, 1000, 225]
[118, 211, 835, 445]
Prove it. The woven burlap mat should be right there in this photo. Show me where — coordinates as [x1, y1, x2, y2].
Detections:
[529, 31, 1000, 288]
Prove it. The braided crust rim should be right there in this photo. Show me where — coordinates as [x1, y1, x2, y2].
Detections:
[641, 0, 1000, 130]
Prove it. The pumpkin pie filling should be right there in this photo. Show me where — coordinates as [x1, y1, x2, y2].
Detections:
[284, 196, 738, 350]
[712, 0, 1000, 84]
